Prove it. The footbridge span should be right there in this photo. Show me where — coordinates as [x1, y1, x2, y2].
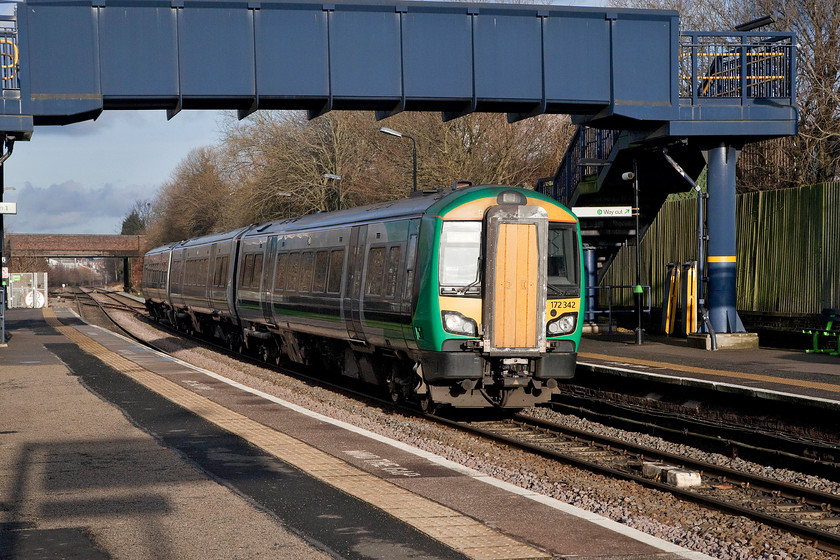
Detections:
[0, 0, 798, 339]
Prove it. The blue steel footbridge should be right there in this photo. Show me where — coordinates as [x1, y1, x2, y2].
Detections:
[0, 0, 798, 336]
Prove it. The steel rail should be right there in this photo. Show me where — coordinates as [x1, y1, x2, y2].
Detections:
[433, 413, 840, 555]
[549, 394, 840, 480]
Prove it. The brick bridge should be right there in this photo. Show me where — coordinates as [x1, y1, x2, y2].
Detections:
[7, 234, 148, 290]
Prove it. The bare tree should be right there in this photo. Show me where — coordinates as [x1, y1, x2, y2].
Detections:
[216, 110, 573, 226]
[145, 146, 230, 247]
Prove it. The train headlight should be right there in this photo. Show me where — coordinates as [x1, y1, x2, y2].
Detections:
[547, 313, 577, 336]
[442, 311, 478, 336]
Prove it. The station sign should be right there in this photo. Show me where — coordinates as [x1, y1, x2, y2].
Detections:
[572, 206, 632, 218]
[0, 202, 16, 214]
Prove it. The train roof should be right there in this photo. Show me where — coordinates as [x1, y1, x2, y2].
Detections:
[145, 185, 574, 257]
[241, 184, 570, 238]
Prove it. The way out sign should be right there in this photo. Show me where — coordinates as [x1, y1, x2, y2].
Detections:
[572, 206, 632, 218]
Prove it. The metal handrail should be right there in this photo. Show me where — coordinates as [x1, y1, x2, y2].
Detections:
[586, 284, 651, 334]
[0, 29, 17, 90]
[679, 32, 795, 105]
[538, 126, 617, 206]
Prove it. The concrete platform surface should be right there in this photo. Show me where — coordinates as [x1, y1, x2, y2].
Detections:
[579, 331, 840, 407]
[1, 308, 714, 560]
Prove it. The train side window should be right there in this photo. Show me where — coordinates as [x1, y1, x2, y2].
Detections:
[253, 254, 263, 288]
[327, 249, 345, 293]
[313, 250, 329, 293]
[285, 252, 300, 291]
[299, 251, 315, 292]
[365, 247, 386, 296]
[215, 256, 229, 288]
[274, 253, 289, 292]
[240, 254, 255, 288]
[385, 246, 401, 298]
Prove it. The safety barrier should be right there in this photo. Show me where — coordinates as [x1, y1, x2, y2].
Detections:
[0, 17, 18, 90]
[661, 261, 699, 337]
[679, 32, 794, 104]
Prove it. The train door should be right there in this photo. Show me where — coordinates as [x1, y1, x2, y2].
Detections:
[207, 243, 218, 311]
[483, 202, 548, 353]
[343, 225, 367, 342]
[261, 236, 277, 326]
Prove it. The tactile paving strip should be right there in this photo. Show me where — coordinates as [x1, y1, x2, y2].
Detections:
[43, 309, 550, 560]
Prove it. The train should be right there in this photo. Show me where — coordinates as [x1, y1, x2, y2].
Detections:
[142, 183, 584, 410]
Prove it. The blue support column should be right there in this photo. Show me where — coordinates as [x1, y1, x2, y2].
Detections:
[705, 143, 746, 333]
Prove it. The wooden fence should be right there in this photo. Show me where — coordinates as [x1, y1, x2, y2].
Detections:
[601, 182, 840, 314]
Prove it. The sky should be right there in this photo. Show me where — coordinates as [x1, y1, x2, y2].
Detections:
[3, 110, 225, 235]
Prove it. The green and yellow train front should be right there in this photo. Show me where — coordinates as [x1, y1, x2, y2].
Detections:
[412, 187, 583, 408]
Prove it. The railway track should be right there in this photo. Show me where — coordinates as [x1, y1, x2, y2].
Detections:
[68, 288, 840, 555]
[438, 414, 840, 554]
[549, 391, 840, 481]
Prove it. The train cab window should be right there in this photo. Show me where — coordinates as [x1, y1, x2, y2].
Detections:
[313, 250, 329, 293]
[274, 253, 289, 292]
[439, 221, 482, 290]
[385, 246, 401, 298]
[365, 247, 386, 295]
[327, 249, 344, 294]
[547, 224, 580, 296]
[299, 252, 315, 292]
[285, 253, 300, 291]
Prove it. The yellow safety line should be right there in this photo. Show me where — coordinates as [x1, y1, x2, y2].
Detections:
[579, 351, 840, 394]
[42, 309, 548, 560]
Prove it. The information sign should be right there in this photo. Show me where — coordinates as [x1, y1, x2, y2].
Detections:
[0, 202, 17, 214]
[572, 206, 633, 218]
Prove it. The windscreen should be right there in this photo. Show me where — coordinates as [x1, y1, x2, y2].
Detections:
[547, 223, 580, 296]
[439, 221, 482, 287]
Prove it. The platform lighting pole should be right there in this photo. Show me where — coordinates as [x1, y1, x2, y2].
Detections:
[379, 127, 417, 193]
[277, 191, 292, 218]
[0, 139, 14, 347]
[323, 173, 341, 210]
[625, 160, 644, 345]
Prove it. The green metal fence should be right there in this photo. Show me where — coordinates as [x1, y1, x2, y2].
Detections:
[601, 182, 840, 314]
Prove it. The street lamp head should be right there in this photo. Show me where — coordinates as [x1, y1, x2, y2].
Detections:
[323, 173, 341, 181]
[379, 127, 403, 138]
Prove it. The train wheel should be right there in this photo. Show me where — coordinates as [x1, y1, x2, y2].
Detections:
[419, 395, 437, 415]
[388, 380, 402, 404]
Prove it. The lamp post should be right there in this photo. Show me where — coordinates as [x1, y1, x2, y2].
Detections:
[379, 127, 417, 193]
[323, 173, 341, 210]
[277, 191, 292, 218]
[623, 163, 644, 345]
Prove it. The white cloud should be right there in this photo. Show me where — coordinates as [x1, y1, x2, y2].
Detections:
[4, 180, 150, 234]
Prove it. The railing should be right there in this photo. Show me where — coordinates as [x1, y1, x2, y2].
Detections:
[0, 16, 18, 90]
[586, 284, 652, 333]
[679, 32, 795, 105]
[538, 126, 617, 206]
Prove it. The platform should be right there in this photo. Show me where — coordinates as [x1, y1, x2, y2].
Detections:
[0, 308, 712, 560]
[578, 332, 840, 410]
